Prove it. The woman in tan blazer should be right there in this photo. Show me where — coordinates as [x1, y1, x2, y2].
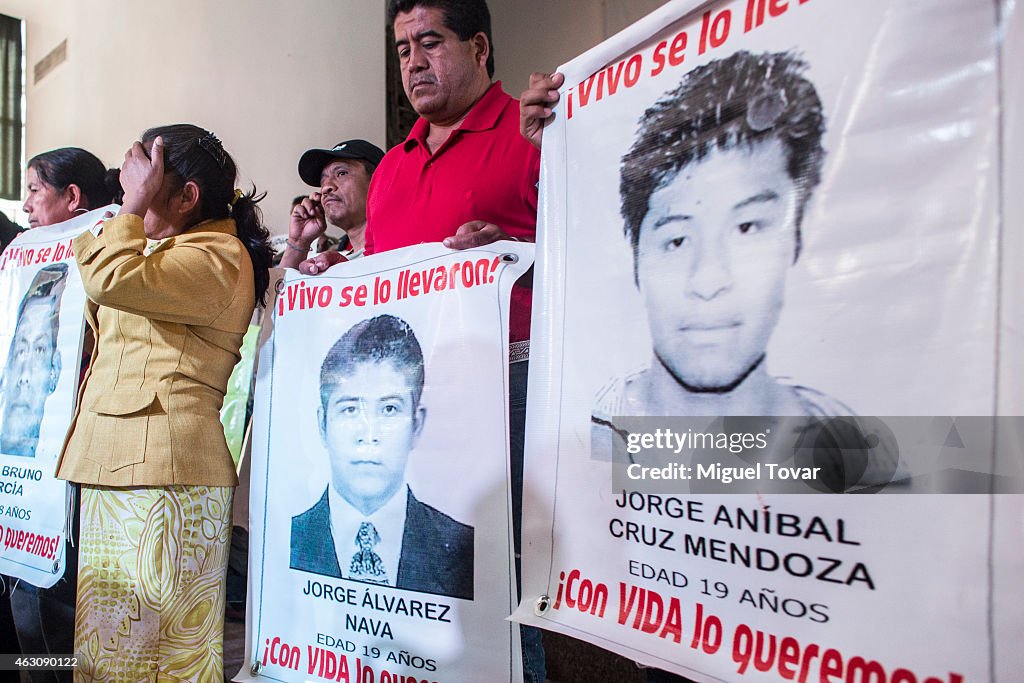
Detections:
[56, 125, 272, 681]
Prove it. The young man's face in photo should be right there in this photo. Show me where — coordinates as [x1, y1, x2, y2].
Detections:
[320, 360, 425, 515]
[634, 138, 799, 392]
[1, 299, 59, 456]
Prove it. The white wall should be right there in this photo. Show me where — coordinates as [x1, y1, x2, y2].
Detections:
[0, 0, 385, 234]
[0, 0, 668, 232]
[492, 0, 668, 95]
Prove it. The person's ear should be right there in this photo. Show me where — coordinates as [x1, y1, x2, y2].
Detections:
[317, 404, 328, 446]
[65, 184, 85, 213]
[470, 32, 489, 70]
[411, 404, 426, 442]
[178, 180, 201, 217]
[48, 351, 61, 394]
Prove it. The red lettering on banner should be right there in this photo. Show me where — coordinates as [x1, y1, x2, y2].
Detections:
[262, 636, 301, 671]
[578, 73, 597, 108]
[307, 646, 354, 681]
[338, 284, 368, 308]
[0, 528, 61, 560]
[651, 30, 689, 77]
[553, 568, 608, 617]
[543, 568, 965, 683]
[276, 255, 507, 319]
[698, 8, 732, 54]
[624, 54, 642, 87]
[601, 63, 621, 99]
[744, 0, 806, 32]
[611, 582, 684, 643]
[0, 238, 76, 271]
[564, 0, 821, 122]
[726, 622, 964, 683]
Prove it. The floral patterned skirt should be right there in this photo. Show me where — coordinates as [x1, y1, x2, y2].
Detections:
[74, 485, 233, 682]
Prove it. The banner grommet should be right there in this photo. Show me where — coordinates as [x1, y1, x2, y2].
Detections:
[534, 594, 551, 615]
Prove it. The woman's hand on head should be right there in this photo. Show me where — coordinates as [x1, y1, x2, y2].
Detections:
[118, 137, 166, 218]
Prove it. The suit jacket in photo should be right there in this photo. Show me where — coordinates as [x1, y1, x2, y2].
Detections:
[290, 486, 474, 600]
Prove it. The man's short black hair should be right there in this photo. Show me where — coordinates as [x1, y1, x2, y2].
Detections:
[620, 50, 825, 263]
[2, 263, 68, 393]
[15, 263, 68, 322]
[387, 0, 495, 78]
[320, 315, 426, 411]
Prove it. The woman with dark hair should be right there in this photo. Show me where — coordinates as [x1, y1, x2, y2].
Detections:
[22, 147, 120, 228]
[4, 146, 117, 683]
[55, 124, 272, 680]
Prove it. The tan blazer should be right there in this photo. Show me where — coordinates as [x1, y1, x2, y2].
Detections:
[56, 214, 255, 487]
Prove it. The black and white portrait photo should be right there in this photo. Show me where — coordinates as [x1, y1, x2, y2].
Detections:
[517, 1, 1012, 679]
[0, 263, 69, 458]
[289, 314, 475, 600]
[593, 51, 852, 431]
[250, 243, 532, 680]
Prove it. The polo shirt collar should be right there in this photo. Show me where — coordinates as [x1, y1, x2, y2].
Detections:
[404, 80, 506, 152]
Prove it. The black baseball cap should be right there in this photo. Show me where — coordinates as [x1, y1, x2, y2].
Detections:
[297, 139, 386, 187]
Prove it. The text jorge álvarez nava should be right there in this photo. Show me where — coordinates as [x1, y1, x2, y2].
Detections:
[551, 492, 964, 682]
[260, 582, 449, 683]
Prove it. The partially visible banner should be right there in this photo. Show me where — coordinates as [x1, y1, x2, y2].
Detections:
[0, 209, 105, 586]
[242, 242, 533, 683]
[222, 323, 260, 468]
[515, 0, 1023, 681]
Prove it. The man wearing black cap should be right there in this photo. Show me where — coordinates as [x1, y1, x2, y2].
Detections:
[280, 139, 385, 269]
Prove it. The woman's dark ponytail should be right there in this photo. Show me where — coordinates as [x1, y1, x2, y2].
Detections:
[230, 189, 273, 306]
[105, 168, 123, 205]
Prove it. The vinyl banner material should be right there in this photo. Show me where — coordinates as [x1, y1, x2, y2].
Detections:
[243, 242, 534, 683]
[515, 1, 1022, 681]
[222, 324, 260, 468]
[0, 209, 104, 585]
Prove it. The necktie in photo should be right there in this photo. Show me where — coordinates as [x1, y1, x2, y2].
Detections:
[349, 521, 389, 585]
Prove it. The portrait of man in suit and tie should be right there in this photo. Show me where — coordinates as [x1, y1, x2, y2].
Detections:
[290, 314, 475, 600]
[1, 263, 69, 458]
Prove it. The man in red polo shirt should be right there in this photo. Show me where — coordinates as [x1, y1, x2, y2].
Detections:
[300, 1, 543, 679]
[302, 2, 538, 348]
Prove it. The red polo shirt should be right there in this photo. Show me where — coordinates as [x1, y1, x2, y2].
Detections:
[365, 82, 540, 342]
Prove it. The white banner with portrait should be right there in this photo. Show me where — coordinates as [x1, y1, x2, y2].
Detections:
[242, 242, 533, 683]
[514, 0, 1023, 682]
[0, 209, 102, 586]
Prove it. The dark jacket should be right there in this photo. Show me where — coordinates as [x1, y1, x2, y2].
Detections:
[290, 486, 474, 600]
